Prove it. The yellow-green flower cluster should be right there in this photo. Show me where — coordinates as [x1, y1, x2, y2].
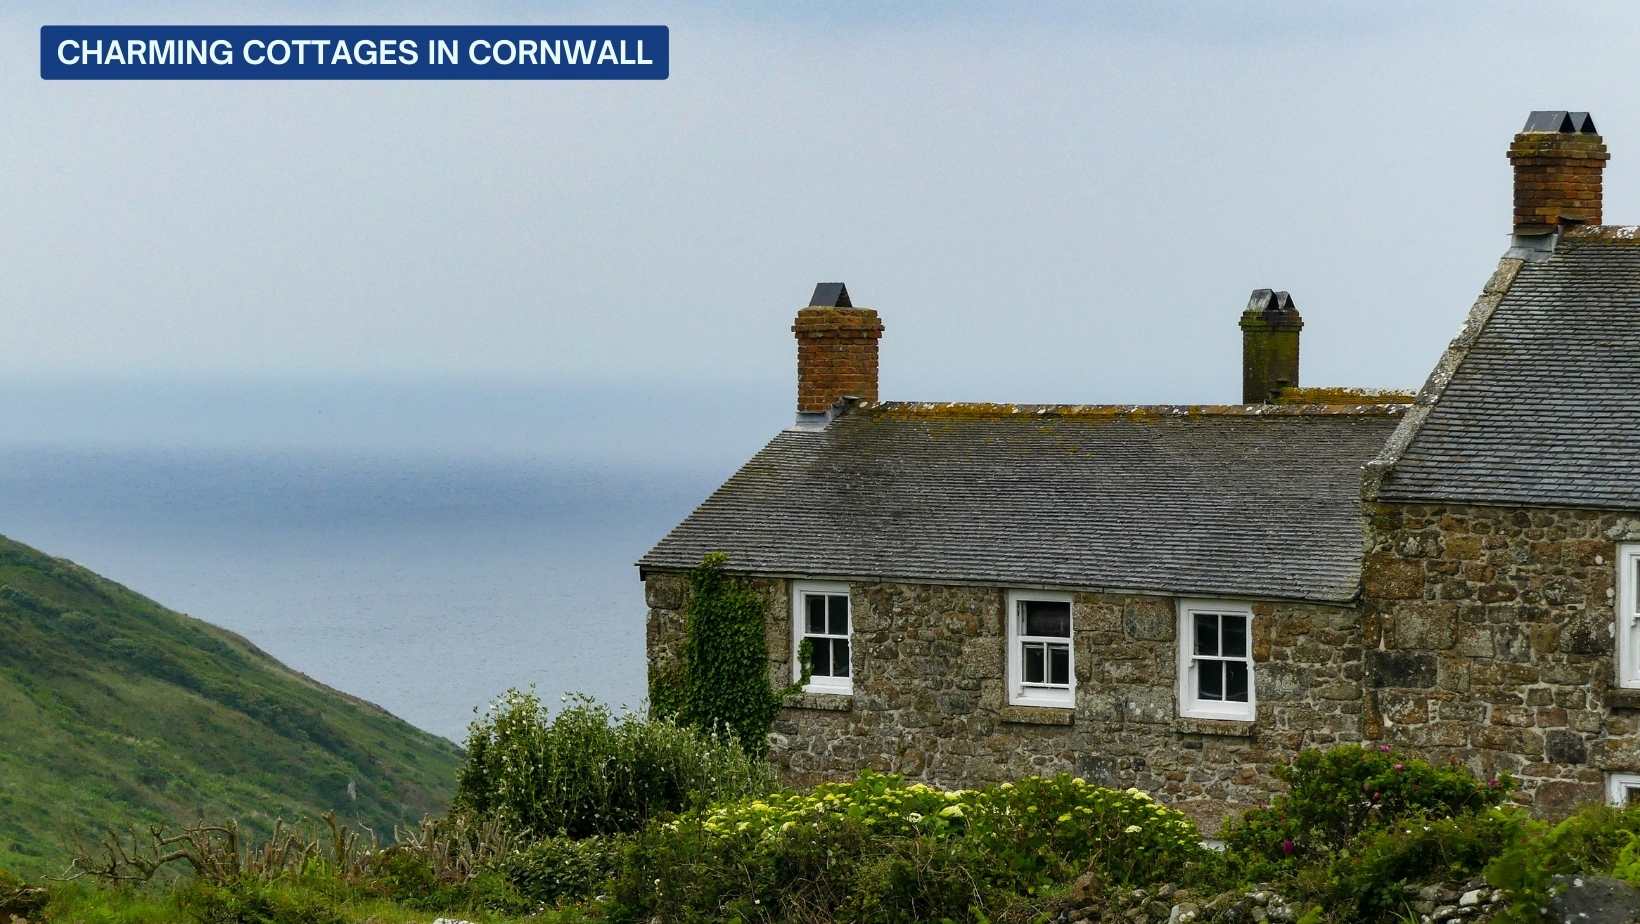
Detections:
[679, 771, 1204, 876]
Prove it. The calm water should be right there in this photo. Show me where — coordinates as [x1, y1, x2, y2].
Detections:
[0, 445, 722, 741]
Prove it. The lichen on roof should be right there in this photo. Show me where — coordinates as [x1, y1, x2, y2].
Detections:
[1564, 225, 1640, 242]
[859, 400, 1408, 421]
[1275, 386, 1417, 406]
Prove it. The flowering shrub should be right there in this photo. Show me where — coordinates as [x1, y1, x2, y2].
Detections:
[1221, 744, 1512, 880]
[611, 772, 1208, 922]
[454, 689, 774, 838]
[693, 772, 1201, 884]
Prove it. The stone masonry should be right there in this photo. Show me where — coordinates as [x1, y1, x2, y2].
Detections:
[646, 500, 1640, 827]
[1362, 501, 1640, 816]
[647, 572, 1361, 834]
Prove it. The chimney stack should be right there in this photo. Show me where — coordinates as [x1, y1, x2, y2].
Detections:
[792, 283, 884, 419]
[1508, 111, 1608, 234]
[1240, 289, 1302, 404]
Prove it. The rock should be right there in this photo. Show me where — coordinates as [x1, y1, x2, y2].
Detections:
[1546, 874, 1640, 924]
[1419, 883, 1446, 902]
[1430, 904, 1460, 921]
[1458, 888, 1484, 907]
[1069, 869, 1104, 903]
[1168, 902, 1198, 924]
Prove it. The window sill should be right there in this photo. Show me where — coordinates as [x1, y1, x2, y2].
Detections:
[1608, 688, 1640, 711]
[784, 692, 853, 712]
[1001, 705, 1074, 726]
[1173, 717, 1257, 737]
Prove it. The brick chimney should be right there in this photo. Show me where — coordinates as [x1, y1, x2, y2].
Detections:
[792, 283, 884, 418]
[1508, 111, 1608, 233]
[1240, 289, 1302, 404]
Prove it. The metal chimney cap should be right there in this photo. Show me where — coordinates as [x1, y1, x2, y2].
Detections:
[809, 282, 852, 308]
[1246, 289, 1298, 314]
[1522, 110, 1598, 134]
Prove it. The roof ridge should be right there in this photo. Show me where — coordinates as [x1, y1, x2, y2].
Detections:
[1364, 251, 1526, 499]
[1563, 225, 1640, 242]
[863, 401, 1408, 419]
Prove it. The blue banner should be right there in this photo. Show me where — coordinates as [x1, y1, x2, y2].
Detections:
[41, 25, 669, 80]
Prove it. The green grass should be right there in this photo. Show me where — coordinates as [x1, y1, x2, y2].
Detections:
[39, 878, 595, 924]
[0, 534, 464, 877]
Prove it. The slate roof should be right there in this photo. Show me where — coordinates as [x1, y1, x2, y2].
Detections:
[640, 403, 1406, 603]
[1381, 229, 1640, 509]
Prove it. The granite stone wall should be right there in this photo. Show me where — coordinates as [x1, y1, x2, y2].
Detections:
[1362, 501, 1640, 815]
[644, 572, 1362, 833]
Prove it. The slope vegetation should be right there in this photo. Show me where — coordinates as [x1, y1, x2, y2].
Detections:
[0, 535, 462, 875]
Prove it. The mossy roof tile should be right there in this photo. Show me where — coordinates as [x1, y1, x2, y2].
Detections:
[641, 404, 1404, 603]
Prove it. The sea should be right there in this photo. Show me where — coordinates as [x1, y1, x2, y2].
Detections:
[0, 378, 782, 742]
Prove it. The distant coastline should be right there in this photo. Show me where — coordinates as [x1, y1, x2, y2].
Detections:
[0, 442, 709, 740]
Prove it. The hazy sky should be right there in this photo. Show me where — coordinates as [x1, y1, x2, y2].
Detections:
[6, 2, 1640, 455]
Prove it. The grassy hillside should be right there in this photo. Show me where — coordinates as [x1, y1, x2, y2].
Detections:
[0, 535, 464, 876]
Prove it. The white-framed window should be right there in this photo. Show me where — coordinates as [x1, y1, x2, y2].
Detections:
[1006, 590, 1074, 708]
[1619, 544, 1640, 689]
[1609, 772, 1640, 807]
[792, 581, 851, 694]
[1178, 599, 1256, 721]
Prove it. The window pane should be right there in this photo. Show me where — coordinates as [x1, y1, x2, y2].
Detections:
[1023, 600, 1071, 637]
[806, 595, 826, 635]
[1049, 643, 1070, 686]
[1194, 612, 1219, 656]
[828, 595, 849, 635]
[1226, 660, 1249, 702]
[811, 637, 832, 676]
[1222, 615, 1247, 659]
[1023, 642, 1045, 684]
[1627, 785, 1640, 807]
[1197, 660, 1223, 701]
[833, 639, 850, 678]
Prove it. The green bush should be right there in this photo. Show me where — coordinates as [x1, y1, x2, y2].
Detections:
[610, 771, 1207, 922]
[1221, 744, 1511, 880]
[1316, 807, 1527, 921]
[360, 845, 533, 913]
[1487, 803, 1640, 924]
[494, 834, 626, 907]
[613, 803, 1007, 923]
[175, 876, 350, 924]
[455, 689, 775, 838]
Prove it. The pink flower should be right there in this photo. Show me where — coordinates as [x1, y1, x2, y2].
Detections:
[1281, 838, 1294, 856]
[1394, 763, 1405, 771]
[1377, 744, 1392, 753]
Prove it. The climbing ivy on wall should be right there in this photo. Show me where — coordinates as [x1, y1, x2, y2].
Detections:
[651, 552, 809, 758]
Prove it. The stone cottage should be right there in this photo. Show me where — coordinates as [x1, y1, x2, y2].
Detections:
[639, 111, 1640, 830]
